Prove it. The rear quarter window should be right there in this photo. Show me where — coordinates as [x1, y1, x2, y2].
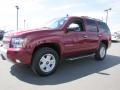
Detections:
[97, 21, 110, 33]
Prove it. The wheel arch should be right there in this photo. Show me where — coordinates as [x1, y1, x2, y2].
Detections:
[31, 43, 61, 64]
[101, 40, 108, 49]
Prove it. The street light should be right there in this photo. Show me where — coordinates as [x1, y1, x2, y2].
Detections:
[104, 8, 112, 24]
[24, 19, 26, 30]
[15, 5, 19, 30]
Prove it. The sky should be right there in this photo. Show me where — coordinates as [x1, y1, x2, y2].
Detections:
[0, 0, 120, 32]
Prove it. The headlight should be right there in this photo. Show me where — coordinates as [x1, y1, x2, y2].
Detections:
[11, 38, 27, 48]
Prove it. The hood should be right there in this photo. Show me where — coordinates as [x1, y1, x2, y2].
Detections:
[5, 27, 56, 37]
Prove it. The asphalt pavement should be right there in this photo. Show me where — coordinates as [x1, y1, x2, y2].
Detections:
[0, 42, 120, 90]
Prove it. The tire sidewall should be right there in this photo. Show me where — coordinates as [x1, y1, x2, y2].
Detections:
[95, 44, 107, 60]
[99, 44, 106, 59]
[32, 47, 59, 76]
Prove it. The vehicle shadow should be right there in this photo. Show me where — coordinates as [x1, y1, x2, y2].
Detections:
[112, 40, 120, 43]
[10, 55, 120, 85]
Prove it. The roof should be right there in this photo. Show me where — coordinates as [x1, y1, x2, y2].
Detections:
[68, 16, 103, 22]
[81, 16, 102, 22]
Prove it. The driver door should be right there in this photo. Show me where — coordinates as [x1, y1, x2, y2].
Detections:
[63, 18, 86, 57]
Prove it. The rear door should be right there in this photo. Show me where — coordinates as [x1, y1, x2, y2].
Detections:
[85, 19, 99, 52]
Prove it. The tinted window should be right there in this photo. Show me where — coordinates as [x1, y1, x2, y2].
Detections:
[97, 21, 110, 33]
[86, 19, 97, 32]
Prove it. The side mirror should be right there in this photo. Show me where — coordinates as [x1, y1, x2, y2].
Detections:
[67, 23, 79, 31]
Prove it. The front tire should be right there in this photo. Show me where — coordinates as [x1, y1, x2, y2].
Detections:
[32, 47, 59, 76]
[95, 44, 107, 60]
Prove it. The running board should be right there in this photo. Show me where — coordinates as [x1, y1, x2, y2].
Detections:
[66, 54, 95, 61]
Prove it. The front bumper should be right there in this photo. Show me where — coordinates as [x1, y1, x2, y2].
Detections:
[0, 47, 32, 64]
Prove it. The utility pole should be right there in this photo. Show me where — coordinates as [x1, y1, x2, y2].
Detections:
[15, 5, 19, 30]
[104, 8, 112, 24]
[24, 19, 26, 30]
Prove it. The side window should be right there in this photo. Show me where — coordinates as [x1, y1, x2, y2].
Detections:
[67, 19, 84, 32]
[97, 22, 110, 33]
[86, 19, 97, 32]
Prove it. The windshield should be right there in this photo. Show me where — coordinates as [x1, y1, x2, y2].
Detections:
[45, 17, 68, 29]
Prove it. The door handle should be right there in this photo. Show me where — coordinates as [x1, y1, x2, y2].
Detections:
[98, 34, 102, 37]
[83, 35, 88, 38]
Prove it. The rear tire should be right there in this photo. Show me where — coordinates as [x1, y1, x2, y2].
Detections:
[95, 43, 107, 61]
[31, 47, 59, 76]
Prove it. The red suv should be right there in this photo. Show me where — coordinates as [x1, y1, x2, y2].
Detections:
[1, 16, 111, 76]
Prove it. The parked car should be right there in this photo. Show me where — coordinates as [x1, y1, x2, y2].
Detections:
[112, 31, 120, 42]
[0, 30, 5, 40]
[1, 16, 111, 76]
